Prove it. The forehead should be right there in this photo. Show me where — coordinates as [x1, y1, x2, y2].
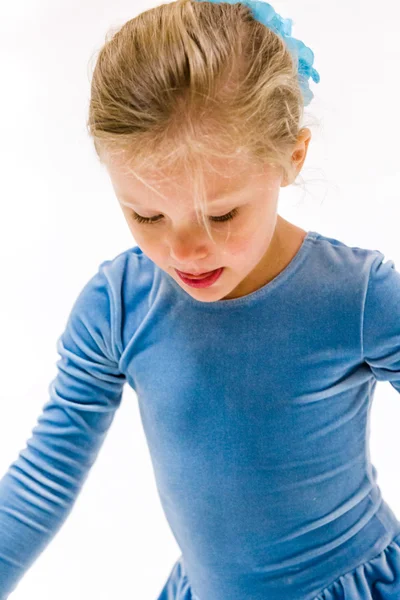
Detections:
[107, 156, 273, 205]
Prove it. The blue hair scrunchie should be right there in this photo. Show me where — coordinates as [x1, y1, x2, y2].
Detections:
[194, 0, 320, 106]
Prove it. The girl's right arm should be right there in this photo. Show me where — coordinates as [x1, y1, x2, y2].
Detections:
[0, 262, 126, 598]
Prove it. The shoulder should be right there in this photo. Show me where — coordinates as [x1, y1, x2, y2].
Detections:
[65, 245, 157, 364]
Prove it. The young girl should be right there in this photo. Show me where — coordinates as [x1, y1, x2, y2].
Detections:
[1, 0, 400, 598]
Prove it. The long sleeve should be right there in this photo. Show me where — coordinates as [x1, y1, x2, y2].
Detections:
[363, 251, 400, 393]
[0, 261, 126, 598]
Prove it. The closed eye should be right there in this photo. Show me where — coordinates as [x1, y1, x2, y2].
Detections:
[131, 208, 239, 225]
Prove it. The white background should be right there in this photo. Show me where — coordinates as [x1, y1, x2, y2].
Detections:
[0, 0, 399, 598]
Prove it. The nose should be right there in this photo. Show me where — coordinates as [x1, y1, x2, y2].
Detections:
[168, 224, 210, 266]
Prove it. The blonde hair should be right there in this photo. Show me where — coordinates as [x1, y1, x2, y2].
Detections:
[86, 0, 318, 241]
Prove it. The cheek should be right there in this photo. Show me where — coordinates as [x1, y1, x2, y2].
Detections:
[129, 228, 159, 256]
[123, 219, 158, 256]
[227, 209, 265, 245]
[220, 220, 259, 259]
[223, 211, 274, 262]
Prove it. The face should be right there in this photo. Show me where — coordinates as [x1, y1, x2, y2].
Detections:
[105, 136, 310, 302]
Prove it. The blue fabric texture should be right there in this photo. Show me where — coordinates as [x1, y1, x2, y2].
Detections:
[1, 230, 400, 599]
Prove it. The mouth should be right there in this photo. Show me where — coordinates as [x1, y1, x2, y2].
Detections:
[176, 269, 218, 279]
[175, 267, 224, 288]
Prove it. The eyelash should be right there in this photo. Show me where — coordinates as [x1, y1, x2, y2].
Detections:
[131, 208, 239, 225]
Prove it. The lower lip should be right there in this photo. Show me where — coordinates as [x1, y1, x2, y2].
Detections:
[175, 267, 224, 288]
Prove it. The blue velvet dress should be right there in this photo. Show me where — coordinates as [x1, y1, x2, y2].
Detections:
[158, 532, 400, 599]
[1, 230, 400, 599]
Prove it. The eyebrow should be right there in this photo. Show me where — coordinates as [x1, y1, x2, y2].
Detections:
[119, 185, 249, 209]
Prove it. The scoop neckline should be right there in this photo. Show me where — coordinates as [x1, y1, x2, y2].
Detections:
[162, 230, 320, 310]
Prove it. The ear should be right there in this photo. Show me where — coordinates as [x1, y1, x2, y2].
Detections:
[280, 128, 312, 187]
